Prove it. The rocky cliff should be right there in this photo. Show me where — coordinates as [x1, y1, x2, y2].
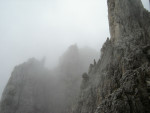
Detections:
[0, 58, 51, 113]
[53, 44, 99, 113]
[1, 0, 150, 113]
[0, 45, 98, 113]
[73, 0, 150, 113]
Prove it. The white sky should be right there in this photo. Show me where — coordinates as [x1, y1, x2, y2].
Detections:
[0, 0, 149, 98]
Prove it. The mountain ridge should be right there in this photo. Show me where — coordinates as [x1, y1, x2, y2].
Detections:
[72, 0, 150, 113]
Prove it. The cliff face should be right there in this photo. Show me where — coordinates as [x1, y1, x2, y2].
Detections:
[0, 58, 51, 113]
[108, 0, 150, 43]
[1, 0, 150, 113]
[54, 45, 99, 113]
[0, 45, 98, 113]
[73, 0, 150, 113]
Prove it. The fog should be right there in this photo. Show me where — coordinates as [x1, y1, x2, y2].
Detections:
[0, 0, 149, 98]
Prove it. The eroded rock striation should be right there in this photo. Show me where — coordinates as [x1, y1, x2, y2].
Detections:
[73, 0, 150, 113]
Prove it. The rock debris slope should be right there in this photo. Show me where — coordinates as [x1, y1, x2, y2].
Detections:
[73, 0, 150, 113]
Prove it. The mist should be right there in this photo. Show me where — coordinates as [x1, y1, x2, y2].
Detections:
[0, 0, 108, 98]
[0, 0, 149, 101]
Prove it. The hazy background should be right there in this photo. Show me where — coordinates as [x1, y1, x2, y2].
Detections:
[0, 0, 149, 98]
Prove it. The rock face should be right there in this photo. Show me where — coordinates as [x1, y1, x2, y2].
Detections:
[73, 0, 150, 113]
[0, 45, 98, 113]
[1, 0, 150, 113]
[0, 58, 50, 113]
[54, 44, 99, 113]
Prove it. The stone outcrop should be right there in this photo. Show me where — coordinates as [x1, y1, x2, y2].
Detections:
[73, 0, 150, 113]
[1, 0, 150, 113]
[0, 45, 98, 113]
[0, 58, 50, 113]
[55, 44, 99, 113]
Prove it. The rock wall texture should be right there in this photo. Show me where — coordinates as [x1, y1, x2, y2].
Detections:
[73, 0, 150, 113]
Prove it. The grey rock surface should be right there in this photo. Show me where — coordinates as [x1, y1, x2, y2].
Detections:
[0, 45, 98, 113]
[1, 0, 150, 113]
[0, 58, 50, 113]
[54, 44, 99, 113]
[73, 0, 150, 113]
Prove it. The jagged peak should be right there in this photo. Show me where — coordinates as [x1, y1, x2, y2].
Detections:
[108, 0, 145, 43]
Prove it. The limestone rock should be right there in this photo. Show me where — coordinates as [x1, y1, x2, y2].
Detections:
[0, 45, 99, 113]
[73, 0, 150, 113]
[0, 58, 50, 113]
